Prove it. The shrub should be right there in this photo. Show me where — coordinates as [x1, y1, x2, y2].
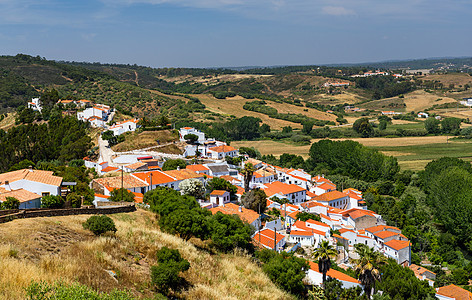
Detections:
[1, 197, 20, 210]
[108, 188, 135, 202]
[66, 192, 82, 208]
[41, 195, 65, 209]
[151, 247, 190, 293]
[82, 215, 117, 235]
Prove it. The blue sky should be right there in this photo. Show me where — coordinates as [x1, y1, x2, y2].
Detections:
[0, 0, 471, 67]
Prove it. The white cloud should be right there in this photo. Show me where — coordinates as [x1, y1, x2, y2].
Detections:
[322, 6, 355, 16]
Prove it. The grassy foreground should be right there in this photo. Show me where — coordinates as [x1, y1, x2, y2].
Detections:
[0, 209, 292, 300]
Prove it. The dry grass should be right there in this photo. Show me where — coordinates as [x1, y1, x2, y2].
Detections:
[0, 113, 17, 131]
[268, 102, 337, 122]
[402, 90, 457, 112]
[0, 210, 292, 300]
[112, 130, 179, 152]
[233, 136, 452, 159]
[422, 73, 472, 87]
[194, 94, 303, 129]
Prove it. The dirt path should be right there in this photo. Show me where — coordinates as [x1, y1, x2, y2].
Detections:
[134, 71, 139, 86]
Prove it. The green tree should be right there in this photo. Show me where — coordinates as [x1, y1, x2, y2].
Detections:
[256, 250, 309, 297]
[151, 247, 190, 293]
[379, 120, 388, 130]
[206, 177, 237, 198]
[66, 192, 82, 208]
[302, 121, 314, 135]
[296, 212, 321, 222]
[441, 117, 461, 134]
[8, 159, 35, 172]
[241, 188, 267, 214]
[353, 244, 386, 298]
[312, 240, 337, 286]
[108, 188, 135, 202]
[424, 118, 441, 134]
[82, 215, 117, 235]
[41, 195, 65, 209]
[209, 212, 254, 253]
[184, 133, 199, 144]
[162, 159, 187, 171]
[1, 197, 20, 210]
[241, 162, 255, 192]
[353, 117, 373, 137]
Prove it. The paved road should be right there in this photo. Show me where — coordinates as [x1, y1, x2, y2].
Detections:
[98, 135, 115, 164]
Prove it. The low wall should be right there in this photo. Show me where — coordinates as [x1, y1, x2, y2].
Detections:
[0, 205, 136, 224]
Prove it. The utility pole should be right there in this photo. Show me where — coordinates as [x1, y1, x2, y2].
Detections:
[274, 228, 277, 251]
[150, 172, 153, 192]
[121, 167, 124, 202]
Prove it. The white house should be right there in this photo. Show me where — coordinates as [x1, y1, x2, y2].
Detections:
[28, 97, 42, 112]
[207, 145, 239, 160]
[77, 106, 109, 122]
[0, 169, 63, 197]
[383, 239, 411, 265]
[263, 181, 307, 204]
[0, 188, 42, 209]
[417, 112, 429, 118]
[252, 228, 286, 251]
[313, 182, 337, 196]
[179, 127, 206, 143]
[289, 230, 316, 246]
[300, 200, 328, 215]
[109, 119, 139, 136]
[88, 116, 106, 128]
[210, 203, 261, 229]
[209, 190, 230, 206]
[306, 261, 361, 289]
[313, 191, 350, 209]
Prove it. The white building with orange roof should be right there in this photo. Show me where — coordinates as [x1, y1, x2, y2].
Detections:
[306, 261, 361, 289]
[207, 145, 238, 160]
[186, 164, 210, 175]
[88, 116, 106, 128]
[436, 284, 472, 300]
[77, 106, 110, 122]
[0, 168, 63, 198]
[179, 127, 206, 143]
[28, 97, 41, 112]
[343, 188, 364, 209]
[409, 264, 436, 286]
[0, 188, 42, 209]
[209, 190, 230, 206]
[301, 200, 328, 215]
[262, 181, 307, 204]
[250, 168, 276, 185]
[252, 228, 285, 251]
[109, 119, 139, 136]
[313, 181, 337, 196]
[383, 239, 411, 265]
[313, 190, 350, 209]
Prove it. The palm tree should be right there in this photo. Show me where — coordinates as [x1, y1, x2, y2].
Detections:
[241, 162, 255, 192]
[353, 244, 387, 298]
[313, 240, 337, 287]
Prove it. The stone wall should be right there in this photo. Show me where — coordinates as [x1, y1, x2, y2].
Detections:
[0, 205, 136, 224]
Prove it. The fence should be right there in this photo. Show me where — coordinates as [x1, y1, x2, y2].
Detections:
[0, 205, 136, 224]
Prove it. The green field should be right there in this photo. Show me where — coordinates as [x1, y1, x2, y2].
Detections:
[371, 139, 472, 170]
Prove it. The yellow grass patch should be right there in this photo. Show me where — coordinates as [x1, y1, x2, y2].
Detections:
[0, 210, 292, 300]
[422, 73, 472, 87]
[194, 94, 303, 129]
[267, 102, 337, 122]
[0, 113, 17, 131]
[402, 90, 457, 112]
[112, 130, 180, 152]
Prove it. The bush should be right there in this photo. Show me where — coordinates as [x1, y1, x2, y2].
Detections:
[162, 159, 187, 171]
[108, 188, 135, 202]
[41, 195, 65, 209]
[1, 197, 20, 210]
[82, 215, 117, 235]
[151, 247, 190, 293]
[66, 192, 81, 208]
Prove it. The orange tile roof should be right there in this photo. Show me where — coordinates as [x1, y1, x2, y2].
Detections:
[186, 164, 209, 172]
[333, 234, 348, 240]
[317, 182, 336, 190]
[327, 207, 343, 214]
[365, 225, 400, 234]
[384, 239, 410, 251]
[263, 181, 306, 197]
[131, 170, 174, 185]
[313, 191, 348, 202]
[409, 264, 436, 278]
[374, 230, 399, 239]
[0, 169, 62, 187]
[182, 127, 193, 129]
[236, 186, 245, 195]
[220, 175, 241, 182]
[309, 261, 360, 284]
[163, 169, 202, 181]
[301, 200, 326, 209]
[339, 228, 355, 234]
[0, 189, 41, 203]
[210, 203, 260, 224]
[286, 210, 300, 221]
[94, 193, 110, 199]
[306, 191, 317, 198]
[94, 175, 148, 189]
[320, 213, 333, 221]
[290, 230, 315, 237]
[306, 219, 330, 228]
[208, 145, 237, 153]
[254, 169, 275, 178]
[101, 166, 119, 173]
[347, 210, 376, 220]
[210, 190, 228, 196]
[132, 192, 144, 203]
[125, 162, 147, 170]
[252, 228, 284, 249]
[436, 284, 472, 300]
[313, 176, 332, 184]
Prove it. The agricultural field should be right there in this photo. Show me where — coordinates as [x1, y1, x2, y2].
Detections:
[112, 130, 181, 152]
[422, 73, 472, 87]
[233, 135, 472, 170]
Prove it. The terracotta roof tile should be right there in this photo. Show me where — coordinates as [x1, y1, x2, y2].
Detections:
[252, 228, 284, 249]
[125, 162, 148, 170]
[374, 231, 399, 239]
[101, 166, 119, 173]
[313, 191, 348, 202]
[209, 203, 259, 224]
[0, 169, 62, 187]
[263, 181, 306, 197]
[210, 190, 228, 196]
[94, 175, 148, 189]
[208, 145, 237, 153]
[186, 164, 209, 172]
[131, 170, 174, 185]
[163, 169, 203, 181]
[436, 284, 472, 300]
[384, 239, 410, 251]
[0, 189, 41, 203]
[309, 261, 360, 284]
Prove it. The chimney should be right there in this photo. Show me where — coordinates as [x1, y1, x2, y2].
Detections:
[177, 166, 180, 170]
[4, 181, 10, 191]
[238, 206, 242, 212]
[29, 166, 33, 172]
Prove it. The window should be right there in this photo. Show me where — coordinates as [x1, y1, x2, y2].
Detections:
[42, 192, 50, 197]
